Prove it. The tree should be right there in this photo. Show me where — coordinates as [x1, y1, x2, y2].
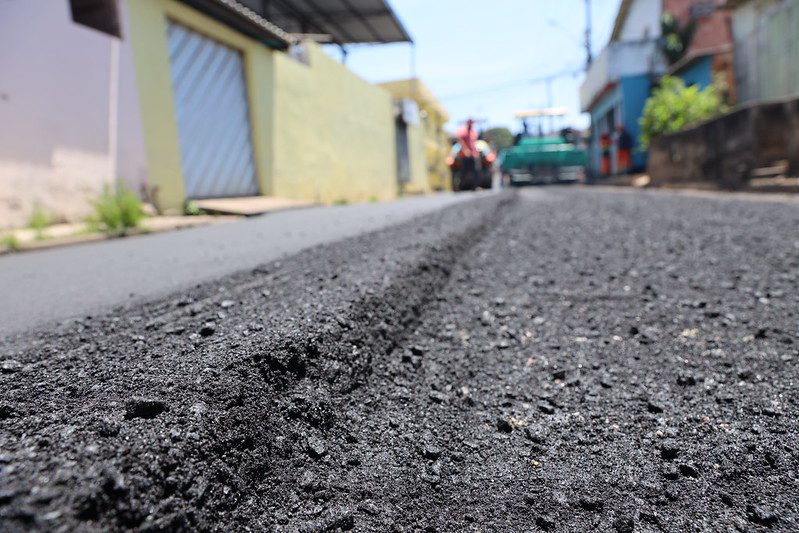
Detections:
[661, 12, 696, 65]
[639, 76, 726, 148]
[483, 127, 514, 152]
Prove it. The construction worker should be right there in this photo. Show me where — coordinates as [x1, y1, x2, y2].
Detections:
[600, 132, 612, 177]
[617, 125, 633, 175]
[454, 119, 480, 190]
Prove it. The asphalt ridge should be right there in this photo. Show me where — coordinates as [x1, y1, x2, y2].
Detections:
[0, 192, 514, 532]
[2, 188, 798, 532]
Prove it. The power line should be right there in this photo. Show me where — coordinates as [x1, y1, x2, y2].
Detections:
[438, 66, 584, 101]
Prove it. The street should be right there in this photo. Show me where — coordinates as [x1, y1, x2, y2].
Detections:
[1, 187, 798, 531]
[0, 193, 473, 337]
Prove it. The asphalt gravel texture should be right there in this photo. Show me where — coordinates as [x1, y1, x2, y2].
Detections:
[1, 188, 798, 532]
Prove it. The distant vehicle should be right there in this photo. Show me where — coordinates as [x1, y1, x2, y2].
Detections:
[499, 108, 588, 186]
[447, 139, 496, 191]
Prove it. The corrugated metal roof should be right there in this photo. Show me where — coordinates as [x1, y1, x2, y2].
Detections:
[236, 0, 413, 44]
[180, 0, 292, 46]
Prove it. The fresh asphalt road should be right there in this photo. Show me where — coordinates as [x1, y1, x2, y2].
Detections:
[3, 187, 798, 532]
[0, 192, 477, 337]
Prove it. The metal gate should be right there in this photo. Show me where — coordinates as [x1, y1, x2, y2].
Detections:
[167, 22, 259, 199]
[734, 0, 799, 103]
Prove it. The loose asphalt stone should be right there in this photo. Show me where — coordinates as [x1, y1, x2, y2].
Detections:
[1, 188, 798, 531]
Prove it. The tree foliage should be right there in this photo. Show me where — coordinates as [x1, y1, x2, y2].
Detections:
[483, 127, 514, 152]
[661, 12, 696, 65]
[639, 76, 726, 148]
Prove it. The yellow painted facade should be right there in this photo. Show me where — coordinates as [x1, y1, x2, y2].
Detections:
[270, 44, 397, 203]
[401, 115, 430, 195]
[379, 79, 451, 191]
[125, 0, 400, 211]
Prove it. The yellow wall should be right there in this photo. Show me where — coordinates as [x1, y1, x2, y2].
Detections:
[402, 119, 430, 195]
[379, 79, 451, 191]
[271, 43, 398, 203]
[421, 111, 451, 191]
[126, 0, 398, 210]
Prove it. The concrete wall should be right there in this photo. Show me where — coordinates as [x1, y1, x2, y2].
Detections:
[648, 96, 799, 187]
[422, 115, 451, 192]
[732, 0, 799, 103]
[378, 79, 446, 193]
[270, 43, 398, 203]
[0, 0, 147, 228]
[618, 0, 663, 41]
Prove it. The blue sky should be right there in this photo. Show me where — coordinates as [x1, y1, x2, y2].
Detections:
[327, 0, 622, 133]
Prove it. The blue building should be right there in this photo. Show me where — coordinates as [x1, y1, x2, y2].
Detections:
[580, 0, 668, 177]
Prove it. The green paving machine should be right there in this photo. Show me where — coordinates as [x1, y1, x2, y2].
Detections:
[499, 108, 588, 186]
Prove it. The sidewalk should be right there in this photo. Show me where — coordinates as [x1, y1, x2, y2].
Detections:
[0, 192, 478, 337]
[1, 215, 240, 253]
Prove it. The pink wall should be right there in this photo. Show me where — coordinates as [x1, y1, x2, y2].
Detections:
[0, 0, 148, 227]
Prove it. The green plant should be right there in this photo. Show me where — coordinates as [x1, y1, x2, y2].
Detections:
[1, 234, 20, 252]
[184, 200, 206, 216]
[639, 76, 727, 148]
[28, 204, 51, 239]
[333, 198, 350, 206]
[483, 127, 515, 152]
[91, 185, 145, 235]
[661, 12, 696, 65]
[368, 196, 379, 203]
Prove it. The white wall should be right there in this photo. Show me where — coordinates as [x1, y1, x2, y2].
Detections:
[617, 0, 663, 41]
[0, 0, 147, 228]
[580, 39, 667, 110]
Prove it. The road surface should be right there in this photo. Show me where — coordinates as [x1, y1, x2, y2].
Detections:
[1, 188, 798, 532]
[0, 193, 473, 338]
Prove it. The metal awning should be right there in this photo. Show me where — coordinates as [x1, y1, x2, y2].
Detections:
[515, 108, 570, 119]
[181, 0, 293, 47]
[235, 0, 413, 45]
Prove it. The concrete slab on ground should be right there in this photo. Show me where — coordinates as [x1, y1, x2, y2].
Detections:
[193, 196, 315, 216]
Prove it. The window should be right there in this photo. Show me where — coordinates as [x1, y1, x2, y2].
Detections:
[69, 0, 122, 38]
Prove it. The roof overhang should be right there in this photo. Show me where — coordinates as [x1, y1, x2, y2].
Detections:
[667, 44, 734, 75]
[583, 81, 620, 113]
[180, 0, 292, 48]
[610, 0, 633, 42]
[235, 0, 412, 45]
[514, 108, 570, 119]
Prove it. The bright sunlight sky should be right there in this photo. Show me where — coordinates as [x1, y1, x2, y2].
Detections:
[325, 0, 623, 133]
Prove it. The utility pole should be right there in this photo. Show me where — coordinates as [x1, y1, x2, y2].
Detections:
[546, 77, 554, 133]
[584, 0, 593, 70]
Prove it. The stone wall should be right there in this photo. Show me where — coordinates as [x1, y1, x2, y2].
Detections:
[648, 96, 799, 188]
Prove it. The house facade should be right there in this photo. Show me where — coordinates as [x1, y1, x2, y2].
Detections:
[580, 0, 667, 177]
[664, 0, 736, 102]
[379, 79, 451, 192]
[0, 0, 413, 228]
[580, 0, 746, 179]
